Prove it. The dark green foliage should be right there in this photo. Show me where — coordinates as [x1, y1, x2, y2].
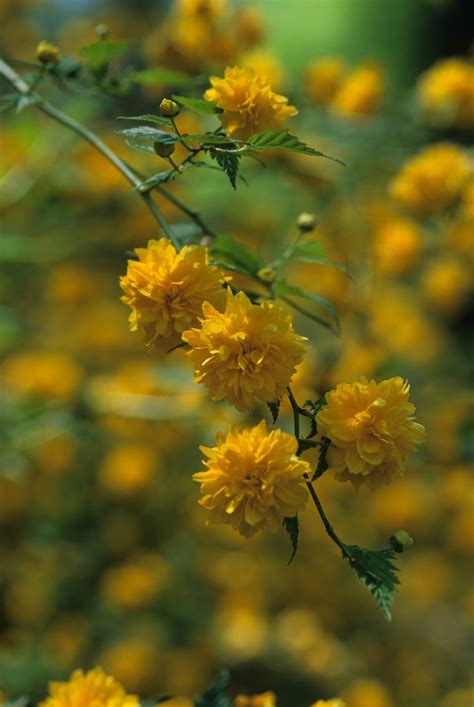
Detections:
[210, 149, 241, 189]
[195, 669, 231, 707]
[267, 399, 281, 424]
[283, 515, 299, 563]
[344, 544, 400, 621]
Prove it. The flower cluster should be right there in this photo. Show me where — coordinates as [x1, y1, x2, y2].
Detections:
[204, 65, 298, 138]
[193, 421, 310, 538]
[183, 289, 307, 411]
[316, 377, 425, 490]
[417, 57, 474, 129]
[39, 667, 139, 707]
[120, 239, 227, 352]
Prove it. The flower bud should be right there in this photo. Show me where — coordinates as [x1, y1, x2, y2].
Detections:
[390, 529, 414, 553]
[297, 212, 317, 232]
[160, 98, 180, 118]
[95, 24, 109, 40]
[154, 141, 176, 158]
[257, 267, 276, 284]
[36, 40, 60, 65]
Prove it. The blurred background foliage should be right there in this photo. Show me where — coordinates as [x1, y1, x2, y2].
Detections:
[0, 0, 473, 705]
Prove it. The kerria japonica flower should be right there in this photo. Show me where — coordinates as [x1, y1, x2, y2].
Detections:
[193, 420, 310, 538]
[120, 238, 227, 352]
[39, 667, 139, 707]
[316, 377, 425, 490]
[204, 65, 297, 139]
[182, 288, 307, 411]
[235, 692, 277, 707]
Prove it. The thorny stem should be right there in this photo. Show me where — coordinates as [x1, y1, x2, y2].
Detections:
[286, 386, 347, 556]
[0, 57, 178, 247]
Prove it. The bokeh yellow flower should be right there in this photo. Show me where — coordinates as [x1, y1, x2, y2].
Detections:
[316, 377, 425, 489]
[343, 678, 393, 707]
[120, 238, 227, 352]
[373, 217, 422, 274]
[204, 65, 297, 139]
[310, 700, 346, 707]
[389, 143, 472, 215]
[235, 692, 276, 707]
[39, 667, 139, 707]
[183, 289, 307, 411]
[421, 257, 472, 315]
[331, 64, 385, 117]
[193, 420, 309, 538]
[99, 444, 159, 496]
[418, 57, 474, 129]
[305, 57, 345, 106]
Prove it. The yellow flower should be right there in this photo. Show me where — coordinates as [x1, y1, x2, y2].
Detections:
[193, 420, 309, 538]
[305, 57, 345, 106]
[316, 377, 425, 489]
[331, 64, 384, 117]
[418, 57, 474, 129]
[120, 239, 227, 352]
[235, 693, 276, 707]
[389, 143, 472, 216]
[343, 678, 393, 707]
[204, 65, 297, 139]
[310, 701, 346, 707]
[373, 218, 422, 274]
[39, 667, 139, 707]
[421, 257, 472, 315]
[182, 289, 307, 411]
[240, 50, 285, 90]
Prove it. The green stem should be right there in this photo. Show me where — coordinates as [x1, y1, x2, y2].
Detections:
[155, 184, 217, 239]
[286, 386, 347, 556]
[0, 57, 178, 247]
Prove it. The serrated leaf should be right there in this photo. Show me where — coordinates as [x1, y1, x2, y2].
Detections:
[312, 438, 330, 480]
[267, 400, 280, 424]
[195, 669, 231, 707]
[130, 67, 194, 87]
[172, 94, 222, 115]
[210, 234, 263, 276]
[283, 515, 299, 563]
[117, 126, 178, 144]
[274, 280, 339, 334]
[345, 544, 400, 621]
[247, 129, 345, 165]
[210, 149, 240, 189]
[80, 40, 129, 70]
[117, 114, 173, 128]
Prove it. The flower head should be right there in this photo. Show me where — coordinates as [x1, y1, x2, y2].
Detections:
[182, 289, 307, 411]
[39, 667, 139, 707]
[389, 143, 472, 216]
[235, 692, 276, 707]
[316, 377, 425, 489]
[204, 65, 297, 139]
[418, 58, 474, 129]
[305, 57, 345, 106]
[120, 239, 227, 352]
[310, 701, 346, 707]
[331, 64, 384, 117]
[193, 420, 309, 538]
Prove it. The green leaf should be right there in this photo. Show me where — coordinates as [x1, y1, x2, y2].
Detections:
[183, 134, 240, 148]
[117, 114, 173, 128]
[294, 250, 353, 279]
[210, 234, 263, 276]
[247, 129, 345, 165]
[283, 515, 299, 563]
[130, 67, 194, 87]
[267, 400, 280, 424]
[172, 94, 222, 116]
[274, 280, 339, 334]
[345, 544, 400, 621]
[210, 149, 241, 189]
[312, 438, 330, 480]
[195, 669, 231, 707]
[117, 126, 178, 144]
[80, 40, 129, 70]
[293, 240, 326, 261]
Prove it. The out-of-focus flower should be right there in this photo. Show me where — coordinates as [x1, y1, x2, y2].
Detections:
[421, 257, 472, 315]
[183, 289, 307, 411]
[240, 50, 285, 89]
[235, 691, 276, 706]
[178, 0, 226, 21]
[44, 615, 89, 669]
[310, 700, 346, 707]
[373, 218, 422, 274]
[204, 66, 297, 139]
[39, 667, 139, 707]
[120, 239, 227, 352]
[100, 553, 168, 610]
[316, 377, 425, 489]
[1, 351, 81, 400]
[343, 678, 393, 707]
[305, 57, 345, 106]
[418, 57, 474, 129]
[99, 637, 161, 692]
[331, 64, 385, 117]
[193, 420, 309, 538]
[99, 444, 159, 496]
[389, 143, 472, 215]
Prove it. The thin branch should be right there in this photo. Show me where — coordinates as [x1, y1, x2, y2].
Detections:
[0, 57, 178, 247]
